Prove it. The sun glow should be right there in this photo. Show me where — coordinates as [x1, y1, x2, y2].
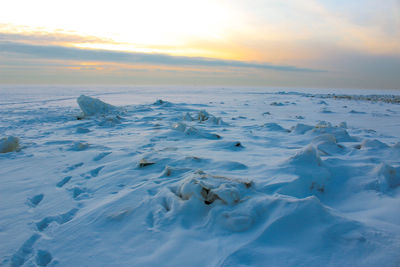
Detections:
[0, 0, 238, 56]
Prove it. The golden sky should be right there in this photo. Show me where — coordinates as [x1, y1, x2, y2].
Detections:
[1, 0, 399, 88]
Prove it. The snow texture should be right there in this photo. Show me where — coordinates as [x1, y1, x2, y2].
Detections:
[1, 86, 400, 267]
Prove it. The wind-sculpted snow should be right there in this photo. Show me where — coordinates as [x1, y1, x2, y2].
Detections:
[1, 87, 400, 267]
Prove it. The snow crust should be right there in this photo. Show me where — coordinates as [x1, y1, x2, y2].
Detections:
[1, 86, 400, 267]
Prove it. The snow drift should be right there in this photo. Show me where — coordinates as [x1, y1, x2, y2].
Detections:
[1, 87, 400, 267]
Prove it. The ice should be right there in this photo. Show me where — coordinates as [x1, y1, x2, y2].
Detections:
[184, 109, 225, 125]
[373, 163, 400, 190]
[1, 86, 400, 267]
[176, 173, 249, 205]
[0, 136, 20, 153]
[77, 95, 118, 117]
[171, 122, 221, 139]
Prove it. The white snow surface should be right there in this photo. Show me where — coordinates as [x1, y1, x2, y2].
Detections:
[1, 86, 400, 267]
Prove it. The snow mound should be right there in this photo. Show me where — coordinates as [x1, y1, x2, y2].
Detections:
[291, 123, 313, 134]
[153, 99, 173, 107]
[0, 136, 20, 153]
[264, 122, 289, 132]
[70, 142, 89, 151]
[144, 172, 254, 233]
[176, 173, 251, 206]
[77, 95, 117, 117]
[288, 145, 322, 166]
[361, 139, 389, 150]
[196, 110, 211, 122]
[372, 163, 400, 190]
[172, 122, 221, 139]
[270, 102, 285, 106]
[320, 107, 333, 113]
[184, 110, 225, 125]
[312, 121, 355, 142]
[339, 121, 347, 128]
[312, 134, 344, 155]
[277, 145, 331, 197]
[220, 196, 379, 267]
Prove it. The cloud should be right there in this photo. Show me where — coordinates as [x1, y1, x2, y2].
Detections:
[0, 41, 322, 72]
[0, 32, 110, 45]
[0, 25, 117, 46]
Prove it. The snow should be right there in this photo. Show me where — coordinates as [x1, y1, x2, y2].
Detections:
[1, 86, 400, 266]
[77, 95, 118, 117]
[0, 136, 20, 153]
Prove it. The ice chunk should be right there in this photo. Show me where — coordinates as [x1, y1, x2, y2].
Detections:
[70, 142, 89, 151]
[183, 112, 194, 121]
[153, 99, 172, 107]
[197, 110, 210, 122]
[374, 163, 400, 189]
[177, 173, 250, 205]
[185, 109, 225, 125]
[339, 121, 347, 128]
[0, 136, 20, 153]
[139, 158, 155, 168]
[172, 122, 221, 139]
[291, 123, 313, 134]
[315, 121, 332, 128]
[77, 95, 117, 117]
[270, 102, 285, 106]
[154, 99, 166, 105]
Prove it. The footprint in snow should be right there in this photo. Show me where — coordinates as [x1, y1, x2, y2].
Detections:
[93, 152, 111, 161]
[69, 187, 91, 200]
[27, 194, 44, 207]
[35, 208, 78, 232]
[36, 250, 52, 267]
[81, 166, 105, 179]
[56, 176, 72, 188]
[89, 166, 104, 177]
[62, 162, 84, 173]
[10, 233, 41, 267]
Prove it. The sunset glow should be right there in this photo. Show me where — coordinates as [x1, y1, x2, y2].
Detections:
[1, 0, 399, 88]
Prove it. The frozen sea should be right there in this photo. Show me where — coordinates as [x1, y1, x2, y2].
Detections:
[1, 85, 400, 266]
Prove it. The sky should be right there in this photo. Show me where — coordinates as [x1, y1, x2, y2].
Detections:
[0, 0, 399, 89]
